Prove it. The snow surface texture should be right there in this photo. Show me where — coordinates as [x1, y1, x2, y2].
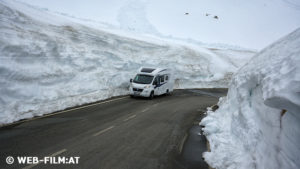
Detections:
[200, 28, 300, 169]
[0, 0, 255, 124]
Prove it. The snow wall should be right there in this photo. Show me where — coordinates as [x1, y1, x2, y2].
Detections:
[201, 28, 300, 169]
[0, 1, 255, 124]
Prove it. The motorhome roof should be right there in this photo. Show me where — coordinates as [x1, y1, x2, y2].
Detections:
[138, 67, 168, 76]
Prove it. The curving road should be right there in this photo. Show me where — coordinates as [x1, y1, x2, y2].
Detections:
[0, 89, 227, 169]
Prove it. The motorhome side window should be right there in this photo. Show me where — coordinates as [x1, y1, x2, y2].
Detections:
[165, 75, 169, 81]
[159, 76, 164, 83]
[153, 76, 158, 85]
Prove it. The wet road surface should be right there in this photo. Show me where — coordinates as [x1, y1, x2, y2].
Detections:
[0, 89, 227, 169]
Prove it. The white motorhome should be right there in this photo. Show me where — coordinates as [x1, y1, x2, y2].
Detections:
[129, 67, 174, 99]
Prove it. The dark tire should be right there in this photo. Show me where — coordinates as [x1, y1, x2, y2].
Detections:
[149, 91, 154, 100]
[130, 95, 135, 98]
[166, 89, 170, 96]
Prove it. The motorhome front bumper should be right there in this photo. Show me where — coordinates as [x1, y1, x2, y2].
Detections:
[130, 88, 151, 97]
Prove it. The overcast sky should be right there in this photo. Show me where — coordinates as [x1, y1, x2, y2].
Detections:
[19, 0, 300, 49]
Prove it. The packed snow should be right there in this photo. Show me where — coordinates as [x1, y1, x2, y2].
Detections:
[18, 0, 300, 50]
[200, 28, 300, 169]
[0, 0, 255, 124]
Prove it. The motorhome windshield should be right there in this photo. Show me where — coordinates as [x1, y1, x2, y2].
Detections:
[133, 74, 154, 84]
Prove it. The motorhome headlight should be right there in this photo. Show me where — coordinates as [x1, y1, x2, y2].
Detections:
[144, 85, 151, 89]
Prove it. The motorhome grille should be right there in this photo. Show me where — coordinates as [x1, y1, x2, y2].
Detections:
[133, 88, 143, 92]
[141, 68, 155, 73]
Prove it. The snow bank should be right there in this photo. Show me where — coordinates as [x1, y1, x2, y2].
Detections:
[200, 28, 300, 169]
[0, 0, 254, 125]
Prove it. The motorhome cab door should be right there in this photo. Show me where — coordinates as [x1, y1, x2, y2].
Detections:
[153, 76, 160, 95]
[158, 75, 166, 95]
[153, 74, 168, 95]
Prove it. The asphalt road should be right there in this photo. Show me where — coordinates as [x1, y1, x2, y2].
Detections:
[0, 89, 227, 169]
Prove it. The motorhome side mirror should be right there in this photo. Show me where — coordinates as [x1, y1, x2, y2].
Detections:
[130, 79, 133, 83]
[153, 81, 157, 86]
